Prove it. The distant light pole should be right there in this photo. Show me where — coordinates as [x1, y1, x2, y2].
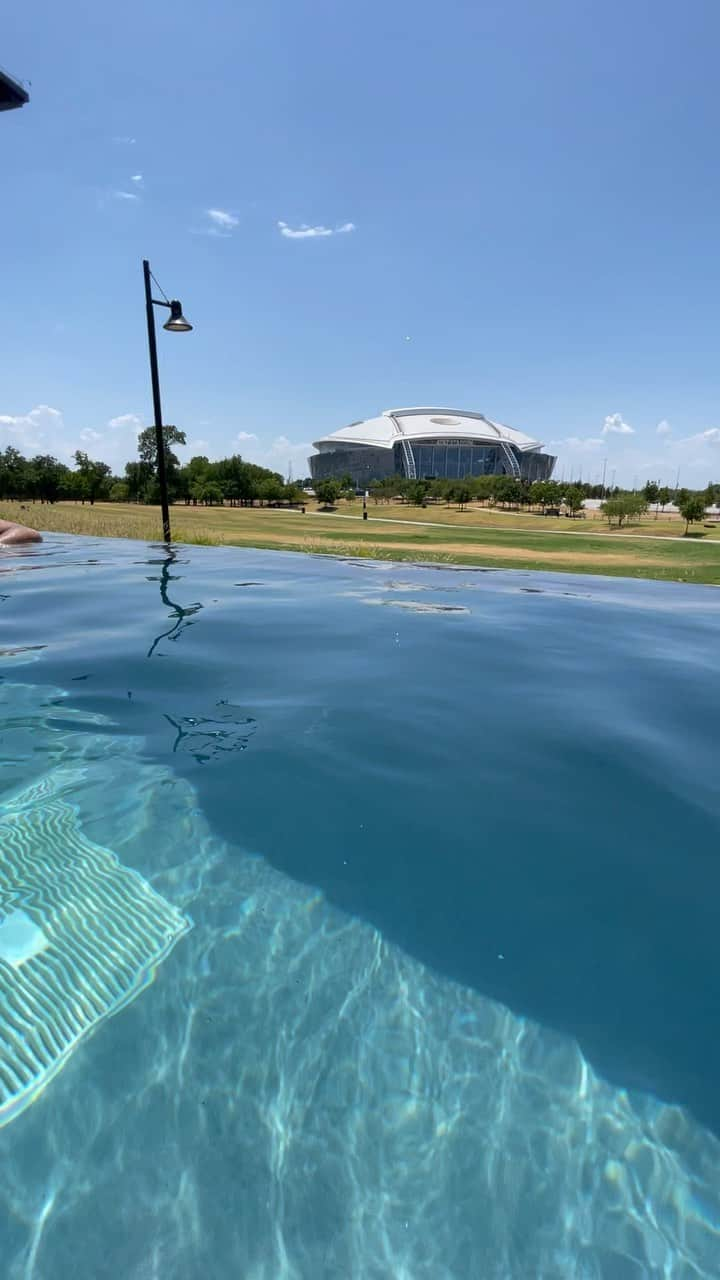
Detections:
[142, 258, 192, 543]
[601, 457, 607, 498]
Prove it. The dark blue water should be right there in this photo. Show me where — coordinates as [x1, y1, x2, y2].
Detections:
[1, 534, 719, 1277]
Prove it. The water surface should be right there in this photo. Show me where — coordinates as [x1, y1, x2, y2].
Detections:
[1, 535, 719, 1277]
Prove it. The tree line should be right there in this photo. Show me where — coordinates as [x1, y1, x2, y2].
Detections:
[0, 427, 308, 508]
[1, 429, 718, 536]
[316, 473, 718, 533]
[365, 475, 588, 511]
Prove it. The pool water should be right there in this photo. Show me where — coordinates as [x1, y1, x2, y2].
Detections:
[1, 534, 719, 1278]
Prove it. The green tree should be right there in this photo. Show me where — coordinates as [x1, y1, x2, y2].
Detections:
[198, 481, 224, 506]
[405, 480, 430, 505]
[677, 492, 706, 534]
[643, 481, 666, 520]
[73, 452, 111, 504]
[137, 424, 186, 500]
[315, 478, 341, 508]
[214, 455, 258, 505]
[602, 493, 648, 527]
[0, 446, 30, 499]
[426, 477, 450, 504]
[369, 477, 396, 503]
[124, 460, 153, 502]
[472, 475, 499, 505]
[656, 485, 671, 517]
[450, 481, 472, 510]
[643, 481, 659, 508]
[138, 424, 186, 469]
[494, 476, 523, 507]
[257, 476, 285, 505]
[109, 481, 130, 502]
[29, 455, 68, 503]
[181, 455, 212, 504]
[563, 485, 584, 516]
[530, 479, 562, 511]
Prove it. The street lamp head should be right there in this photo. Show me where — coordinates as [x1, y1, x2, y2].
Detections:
[163, 300, 192, 333]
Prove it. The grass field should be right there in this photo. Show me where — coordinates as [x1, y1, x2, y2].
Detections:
[2, 499, 720, 585]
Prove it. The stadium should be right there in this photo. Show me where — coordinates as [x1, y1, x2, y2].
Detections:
[309, 407, 556, 488]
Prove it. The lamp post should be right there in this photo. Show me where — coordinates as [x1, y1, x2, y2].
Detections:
[142, 258, 192, 543]
[0, 67, 29, 112]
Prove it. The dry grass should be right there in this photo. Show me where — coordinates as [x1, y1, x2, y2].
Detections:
[2, 500, 719, 585]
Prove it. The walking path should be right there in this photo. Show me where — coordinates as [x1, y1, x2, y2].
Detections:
[317, 510, 720, 547]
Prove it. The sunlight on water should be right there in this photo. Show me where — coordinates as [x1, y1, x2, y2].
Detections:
[0, 785, 189, 1129]
[0, 678, 719, 1279]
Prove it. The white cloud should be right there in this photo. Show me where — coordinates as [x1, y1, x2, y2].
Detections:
[277, 220, 356, 240]
[207, 209, 238, 229]
[549, 435, 604, 450]
[0, 406, 311, 478]
[656, 419, 672, 436]
[269, 434, 305, 453]
[681, 428, 720, 446]
[0, 406, 146, 470]
[113, 190, 139, 201]
[241, 433, 312, 474]
[108, 413, 143, 431]
[0, 405, 64, 451]
[0, 404, 62, 429]
[130, 174, 143, 183]
[602, 413, 634, 435]
[112, 136, 136, 145]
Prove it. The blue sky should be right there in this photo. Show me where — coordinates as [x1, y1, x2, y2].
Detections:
[2, 0, 720, 486]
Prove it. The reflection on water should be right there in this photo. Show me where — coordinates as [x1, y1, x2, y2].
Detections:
[164, 703, 257, 764]
[145, 550, 258, 762]
[0, 679, 718, 1278]
[146, 548, 203, 658]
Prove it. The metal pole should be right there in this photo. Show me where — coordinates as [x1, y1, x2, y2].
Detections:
[143, 258, 171, 543]
[601, 457, 607, 498]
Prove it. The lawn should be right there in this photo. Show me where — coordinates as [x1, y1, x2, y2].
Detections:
[2, 500, 720, 585]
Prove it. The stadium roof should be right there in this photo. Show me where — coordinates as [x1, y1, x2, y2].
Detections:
[312, 408, 543, 453]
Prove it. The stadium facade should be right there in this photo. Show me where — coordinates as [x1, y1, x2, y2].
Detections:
[309, 407, 556, 487]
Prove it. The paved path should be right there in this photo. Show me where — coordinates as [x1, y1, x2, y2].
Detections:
[316, 510, 720, 548]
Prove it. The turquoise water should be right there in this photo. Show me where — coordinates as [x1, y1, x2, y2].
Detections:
[1, 534, 720, 1278]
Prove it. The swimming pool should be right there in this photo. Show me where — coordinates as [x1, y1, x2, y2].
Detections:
[1, 534, 719, 1277]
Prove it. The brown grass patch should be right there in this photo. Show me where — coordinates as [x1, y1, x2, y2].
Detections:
[219, 528, 655, 566]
